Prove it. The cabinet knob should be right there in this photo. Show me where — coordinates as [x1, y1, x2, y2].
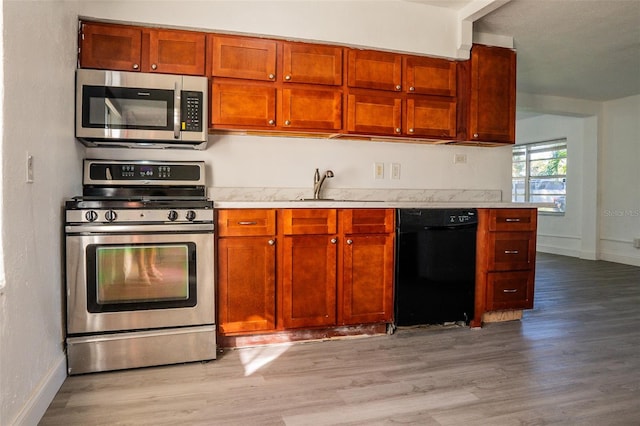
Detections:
[285, 120, 291, 126]
[268, 119, 275, 126]
[268, 73, 275, 80]
[346, 239, 353, 245]
[409, 86, 415, 92]
[268, 239, 275, 246]
[285, 75, 291, 81]
[151, 64, 157, 70]
[395, 84, 401, 91]
[330, 238, 337, 244]
[408, 128, 414, 133]
[132, 63, 139, 70]
[473, 133, 479, 138]
[395, 128, 401, 134]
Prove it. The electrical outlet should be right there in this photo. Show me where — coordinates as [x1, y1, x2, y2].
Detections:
[454, 153, 467, 164]
[26, 153, 34, 183]
[391, 163, 401, 180]
[374, 162, 384, 179]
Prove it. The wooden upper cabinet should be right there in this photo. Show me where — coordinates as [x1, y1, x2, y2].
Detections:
[466, 44, 516, 143]
[347, 93, 402, 136]
[404, 55, 456, 96]
[211, 35, 277, 81]
[283, 42, 343, 86]
[79, 22, 142, 72]
[147, 29, 205, 75]
[348, 49, 402, 91]
[79, 22, 205, 75]
[211, 82, 277, 128]
[406, 97, 456, 138]
[281, 88, 342, 131]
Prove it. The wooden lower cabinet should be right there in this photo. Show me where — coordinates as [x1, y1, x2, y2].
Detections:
[217, 237, 276, 334]
[282, 235, 338, 328]
[342, 234, 394, 324]
[473, 208, 537, 327]
[216, 208, 395, 341]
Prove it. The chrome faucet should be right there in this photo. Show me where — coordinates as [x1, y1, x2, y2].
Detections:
[313, 168, 334, 199]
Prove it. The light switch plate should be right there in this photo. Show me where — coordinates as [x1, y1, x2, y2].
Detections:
[374, 162, 384, 179]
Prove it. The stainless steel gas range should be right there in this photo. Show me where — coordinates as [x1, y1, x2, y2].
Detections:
[64, 159, 216, 375]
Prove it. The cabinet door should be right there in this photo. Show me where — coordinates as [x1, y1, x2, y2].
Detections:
[283, 42, 343, 86]
[282, 235, 337, 328]
[211, 35, 277, 81]
[486, 271, 534, 310]
[469, 45, 516, 143]
[342, 234, 394, 324]
[404, 56, 456, 96]
[281, 88, 342, 131]
[211, 82, 277, 128]
[348, 50, 402, 91]
[406, 97, 456, 138]
[79, 22, 142, 72]
[347, 94, 402, 136]
[217, 237, 276, 334]
[148, 29, 205, 76]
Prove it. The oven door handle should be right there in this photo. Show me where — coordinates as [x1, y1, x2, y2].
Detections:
[65, 223, 214, 234]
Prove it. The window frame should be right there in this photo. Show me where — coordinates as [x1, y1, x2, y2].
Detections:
[512, 138, 567, 215]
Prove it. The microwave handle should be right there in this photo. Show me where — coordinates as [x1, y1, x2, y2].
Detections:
[173, 81, 181, 139]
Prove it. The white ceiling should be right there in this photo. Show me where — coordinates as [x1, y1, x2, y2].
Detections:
[408, 0, 640, 102]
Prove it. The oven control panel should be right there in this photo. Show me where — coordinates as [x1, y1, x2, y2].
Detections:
[84, 160, 205, 186]
[66, 207, 214, 225]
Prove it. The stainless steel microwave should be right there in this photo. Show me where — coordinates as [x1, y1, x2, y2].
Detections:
[75, 69, 208, 149]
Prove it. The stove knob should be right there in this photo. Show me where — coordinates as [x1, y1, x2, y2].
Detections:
[167, 210, 178, 221]
[185, 210, 196, 221]
[104, 210, 117, 222]
[85, 210, 98, 222]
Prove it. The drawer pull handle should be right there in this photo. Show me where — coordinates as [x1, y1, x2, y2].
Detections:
[504, 250, 520, 254]
[237, 221, 258, 226]
[505, 218, 521, 222]
[503, 289, 518, 293]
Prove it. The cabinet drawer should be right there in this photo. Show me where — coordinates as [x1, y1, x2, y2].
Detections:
[489, 208, 537, 231]
[488, 231, 536, 271]
[217, 209, 276, 237]
[342, 209, 394, 234]
[486, 271, 534, 310]
[283, 209, 337, 235]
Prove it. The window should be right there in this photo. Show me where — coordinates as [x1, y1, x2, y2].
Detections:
[512, 139, 567, 214]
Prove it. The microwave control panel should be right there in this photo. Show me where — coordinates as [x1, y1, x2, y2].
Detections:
[181, 91, 203, 132]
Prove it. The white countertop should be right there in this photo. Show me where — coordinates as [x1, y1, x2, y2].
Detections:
[210, 187, 547, 209]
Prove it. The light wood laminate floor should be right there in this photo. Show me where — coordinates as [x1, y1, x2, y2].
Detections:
[40, 253, 640, 425]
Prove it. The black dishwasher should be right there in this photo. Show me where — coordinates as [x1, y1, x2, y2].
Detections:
[395, 208, 477, 326]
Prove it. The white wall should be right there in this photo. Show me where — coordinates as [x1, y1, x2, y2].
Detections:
[0, 1, 512, 424]
[516, 114, 598, 259]
[0, 1, 83, 425]
[599, 94, 640, 266]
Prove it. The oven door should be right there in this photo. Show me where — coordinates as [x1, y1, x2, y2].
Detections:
[66, 231, 214, 335]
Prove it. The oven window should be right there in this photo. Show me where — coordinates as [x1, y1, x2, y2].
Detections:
[86, 243, 197, 312]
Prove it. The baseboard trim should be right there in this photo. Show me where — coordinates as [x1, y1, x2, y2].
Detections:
[599, 252, 640, 267]
[536, 244, 581, 258]
[12, 353, 66, 426]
